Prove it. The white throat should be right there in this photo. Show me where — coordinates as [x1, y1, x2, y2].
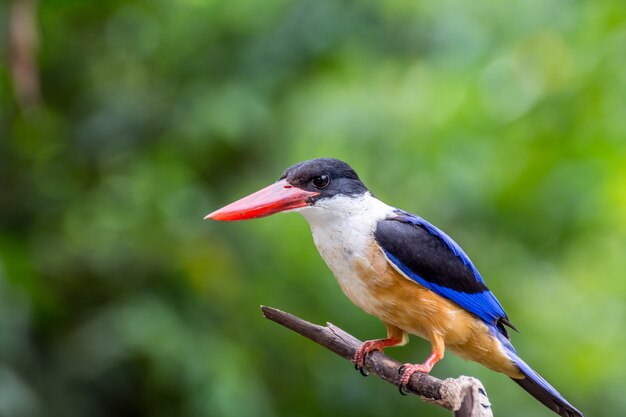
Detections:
[296, 193, 395, 292]
[298, 192, 393, 231]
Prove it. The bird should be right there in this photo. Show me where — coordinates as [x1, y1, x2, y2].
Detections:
[205, 157, 583, 417]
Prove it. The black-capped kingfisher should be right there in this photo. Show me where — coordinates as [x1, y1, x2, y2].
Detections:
[205, 158, 583, 417]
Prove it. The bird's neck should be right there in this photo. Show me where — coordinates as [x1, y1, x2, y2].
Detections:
[299, 193, 392, 226]
[298, 193, 394, 263]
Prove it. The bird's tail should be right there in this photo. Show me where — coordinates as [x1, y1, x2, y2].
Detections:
[496, 332, 584, 417]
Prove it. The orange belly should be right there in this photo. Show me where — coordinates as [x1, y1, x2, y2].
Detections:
[336, 242, 522, 378]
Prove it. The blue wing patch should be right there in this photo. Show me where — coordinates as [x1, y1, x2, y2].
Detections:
[375, 210, 511, 333]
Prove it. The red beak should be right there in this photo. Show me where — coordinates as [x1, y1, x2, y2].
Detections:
[205, 179, 319, 221]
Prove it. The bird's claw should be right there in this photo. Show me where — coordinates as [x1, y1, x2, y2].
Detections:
[397, 362, 431, 393]
[354, 338, 404, 377]
[398, 364, 410, 395]
[354, 363, 369, 377]
[353, 341, 379, 375]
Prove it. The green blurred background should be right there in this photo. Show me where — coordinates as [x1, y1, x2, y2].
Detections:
[1, 0, 625, 416]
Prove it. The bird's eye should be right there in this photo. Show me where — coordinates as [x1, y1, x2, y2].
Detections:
[311, 174, 330, 189]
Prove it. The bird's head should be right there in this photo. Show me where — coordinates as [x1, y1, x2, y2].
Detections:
[205, 158, 369, 221]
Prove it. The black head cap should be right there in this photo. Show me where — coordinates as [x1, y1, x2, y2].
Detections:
[280, 158, 369, 201]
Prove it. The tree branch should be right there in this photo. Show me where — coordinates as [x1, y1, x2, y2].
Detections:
[261, 306, 493, 417]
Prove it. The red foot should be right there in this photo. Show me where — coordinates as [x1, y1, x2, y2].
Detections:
[399, 351, 442, 386]
[353, 338, 402, 368]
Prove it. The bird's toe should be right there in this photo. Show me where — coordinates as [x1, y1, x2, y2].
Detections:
[399, 363, 430, 386]
[354, 363, 369, 377]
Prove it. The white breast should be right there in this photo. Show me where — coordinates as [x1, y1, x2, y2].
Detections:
[296, 193, 395, 313]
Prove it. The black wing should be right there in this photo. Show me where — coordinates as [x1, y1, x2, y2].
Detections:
[375, 210, 514, 336]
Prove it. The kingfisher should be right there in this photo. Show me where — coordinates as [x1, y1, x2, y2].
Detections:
[205, 158, 583, 417]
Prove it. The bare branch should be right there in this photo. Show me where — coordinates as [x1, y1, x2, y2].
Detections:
[261, 306, 493, 417]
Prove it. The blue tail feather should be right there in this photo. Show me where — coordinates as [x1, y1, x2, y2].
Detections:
[495, 331, 584, 417]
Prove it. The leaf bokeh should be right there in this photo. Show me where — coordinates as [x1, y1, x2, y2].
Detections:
[1, 1, 625, 416]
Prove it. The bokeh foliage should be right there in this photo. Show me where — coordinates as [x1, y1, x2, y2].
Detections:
[1, 0, 625, 416]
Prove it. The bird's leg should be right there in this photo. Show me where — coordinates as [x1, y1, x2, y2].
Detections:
[398, 351, 441, 383]
[398, 334, 445, 394]
[354, 323, 407, 375]
[354, 338, 402, 368]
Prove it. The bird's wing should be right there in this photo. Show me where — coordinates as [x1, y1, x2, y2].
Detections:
[374, 210, 514, 336]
